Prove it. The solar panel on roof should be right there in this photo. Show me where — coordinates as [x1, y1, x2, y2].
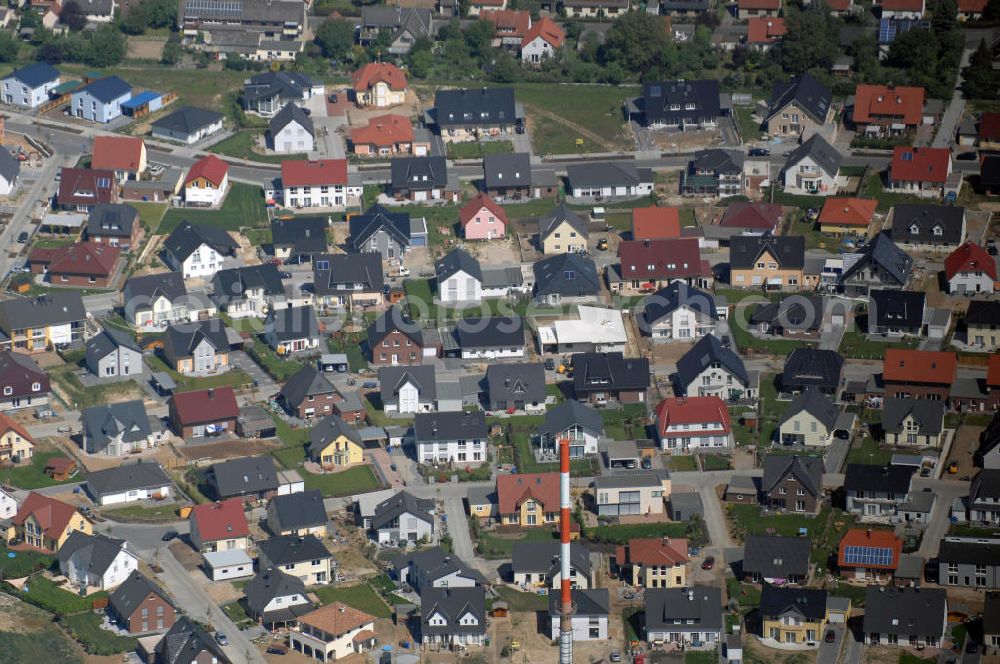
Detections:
[843, 545, 893, 566]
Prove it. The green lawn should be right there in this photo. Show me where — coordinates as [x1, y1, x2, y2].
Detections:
[758, 373, 782, 445]
[685, 654, 717, 664]
[145, 354, 253, 392]
[726, 577, 762, 608]
[49, 367, 141, 410]
[0, 619, 82, 664]
[701, 454, 731, 471]
[159, 182, 270, 233]
[312, 583, 391, 618]
[861, 173, 933, 212]
[666, 455, 698, 471]
[17, 577, 108, 616]
[838, 329, 919, 360]
[0, 450, 76, 490]
[301, 465, 381, 497]
[246, 339, 304, 381]
[734, 106, 765, 141]
[0, 545, 53, 577]
[729, 309, 816, 356]
[513, 82, 637, 154]
[477, 527, 555, 559]
[498, 414, 599, 477]
[446, 140, 514, 160]
[327, 330, 368, 372]
[845, 436, 895, 466]
[59, 611, 139, 655]
[131, 202, 167, 233]
[100, 502, 183, 522]
[728, 503, 827, 539]
[221, 600, 253, 626]
[600, 404, 648, 441]
[208, 130, 308, 164]
[827, 581, 868, 608]
[494, 585, 548, 612]
[587, 522, 693, 545]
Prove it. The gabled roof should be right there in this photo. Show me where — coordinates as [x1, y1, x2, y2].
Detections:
[483, 9, 531, 38]
[156, 617, 230, 664]
[632, 206, 681, 240]
[497, 472, 560, 514]
[691, 148, 744, 176]
[271, 216, 327, 256]
[843, 462, 915, 494]
[213, 263, 285, 305]
[539, 203, 588, 241]
[980, 112, 1000, 141]
[566, 162, 652, 189]
[890, 147, 951, 184]
[58, 167, 117, 207]
[882, 397, 945, 436]
[747, 16, 787, 43]
[743, 535, 811, 578]
[945, 241, 996, 280]
[616, 537, 688, 567]
[13, 492, 81, 540]
[618, 237, 710, 281]
[761, 455, 822, 497]
[86, 324, 140, 361]
[434, 87, 516, 128]
[637, 278, 715, 328]
[163, 320, 229, 363]
[968, 299, 1000, 326]
[92, 136, 145, 173]
[109, 570, 175, 621]
[882, 349, 956, 385]
[483, 152, 532, 190]
[548, 588, 609, 618]
[190, 498, 249, 542]
[367, 305, 423, 348]
[243, 71, 314, 106]
[269, 103, 314, 138]
[124, 271, 187, 303]
[30, 241, 120, 278]
[281, 159, 347, 187]
[730, 234, 805, 270]
[268, 489, 327, 533]
[532, 252, 601, 298]
[87, 203, 138, 238]
[455, 316, 525, 350]
[778, 387, 839, 431]
[171, 386, 238, 428]
[818, 197, 877, 228]
[840, 232, 912, 286]
[264, 305, 319, 343]
[751, 295, 824, 333]
[784, 134, 843, 177]
[654, 396, 731, 435]
[258, 534, 332, 567]
[0, 350, 49, 398]
[313, 252, 383, 297]
[349, 204, 411, 250]
[162, 220, 238, 264]
[77, 76, 130, 103]
[379, 365, 437, 404]
[0, 147, 19, 185]
[643, 80, 721, 121]
[211, 454, 278, 498]
[414, 411, 487, 442]
[459, 193, 508, 228]
[839, 528, 902, 569]
[86, 460, 170, 498]
[350, 114, 414, 147]
[675, 334, 749, 390]
[870, 289, 925, 330]
[371, 491, 434, 530]
[989, 355, 1000, 388]
[421, 586, 486, 637]
[281, 365, 336, 409]
[720, 202, 782, 231]
[644, 586, 722, 631]
[781, 348, 844, 391]
[183, 154, 228, 187]
[573, 352, 650, 393]
[351, 62, 407, 91]
[512, 540, 591, 576]
[0, 412, 32, 446]
[486, 362, 545, 405]
[760, 585, 827, 621]
[853, 84, 925, 125]
[539, 399, 604, 439]
[390, 156, 448, 190]
[436, 248, 483, 283]
[151, 106, 223, 136]
[5, 62, 60, 88]
[766, 74, 832, 125]
[308, 415, 364, 456]
[57, 531, 128, 577]
[244, 567, 307, 617]
[522, 16, 565, 48]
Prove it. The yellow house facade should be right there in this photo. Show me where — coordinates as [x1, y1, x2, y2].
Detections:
[11, 493, 92, 553]
[760, 586, 840, 647]
[0, 415, 33, 463]
[310, 434, 364, 470]
[541, 219, 587, 254]
[731, 247, 805, 290]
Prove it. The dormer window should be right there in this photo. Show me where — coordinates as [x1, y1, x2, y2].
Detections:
[31, 382, 40, 391]
[932, 225, 943, 236]
[2, 387, 10, 396]
[909, 224, 919, 235]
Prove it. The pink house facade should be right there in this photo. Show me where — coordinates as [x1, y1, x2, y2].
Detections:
[459, 194, 509, 240]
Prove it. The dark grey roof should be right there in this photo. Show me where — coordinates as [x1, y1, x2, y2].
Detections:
[437, 248, 482, 283]
[264, 305, 319, 344]
[281, 365, 336, 408]
[257, 534, 331, 566]
[779, 387, 839, 430]
[691, 148, 743, 175]
[766, 73, 833, 125]
[244, 567, 307, 617]
[392, 548, 487, 586]
[269, 489, 327, 533]
[211, 455, 279, 498]
[642, 80, 721, 125]
[86, 324, 141, 359]
[862, 587, 947, 638]
[57, 531, 127, 576]
[761, 455, 822, 497]
[985, 593, 1000, 636]
[566, 162, 652, 189]
[455, 316, 525, 350]
[548, 588, 609, 617]
[269, 102, 314, 137]
[660, 0, 710, 10]
[163, 220, 238, 264]
[243, 71, 314, 107]
[532, 253, 600, 298]
[971, 469, 1000, 503]
[539, 204, 589, 242]
[511, 540, 591, 577]
[434, 88, 516, 128]
[307, 415, 364, 456]
[870, 289, 925, 331]
[643, 586, 722, 632]
[82, 400, 153, 455]
[760, 585, 827, 621]
[213, 264, 284, 306]
[270, 216, 327, 256]
[539, 399, 603, 439]
[361, 5, 433, 36]
[978, 413, 1000, 462]
[371, 491, 434, 531]
[784, 134, 842, 177]
[781, 348, 844, 392]
[367, 305, 423, 348]
[414, 411, 487, 442]
[967, 299, 1000, 326]
[313, 252, 384, 296]
[87, 461, 171, 498]
[379, 365, 437, 404]
[841, 232, 913, 287]
[675, 334, 749, 390]
[750, 295, 824, 333]
[349, 204, 411, 250]
[730, 235, 805, 270]
[486, 362, 545, 407]
[484, 152, 531, 189]
[5, 62, 59, 88]
[156, 617, 231, 664]
[87, 204, 138, 238]
[890, 204, 966, 246]
[0, 147, 20, 184]
[108, 570, 175, 622]
[938, 538, 1000, 567]
[843, 463, 915, 494]
[163, 320, 229, 364]
[420, 587, 486, 638]
[0, 292, 86, 330]
[151, 106, 224, 136]
[882, 397, 945, 436]
[391, 157, 448, 191]
[743, 536, 811, 579]
[573, 352, 650, 393]
[124, 271, 187, 303]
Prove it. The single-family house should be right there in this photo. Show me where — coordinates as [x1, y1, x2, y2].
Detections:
[58, 531, 137, 592]
[883, 398, 946, 447]
[496, 472, 559, 527]
[243, 567, 312, 628]
[613, 537, 688, 588]
[0, 350, 50, 410]
[838, 232, 913, 297]
[183, 154, 229, 207]
[189, 498, 249, 553]
[271, 216, 328, 264]
[486, 362, 545, 413]
[655, 396, 733, 453]
[887, 147, 952, 198]
[781, 134, 842, 195]
[162, 320, 230, 376]
[764, 74, 834, 138]
[778, 387, 845, 447]
[838, 528, 903, 582]
[817, 197, 878, 235]
[57, 167, 119, 211]
[1, 62, 59, 108]
[414, 411, 488, 466]
[640, 282, 718, 342]
[290, 602, 376, 660]
[572, 352, 650, 404]
[257, 534, 336, 585]
[539, 204, 589, 254]
[266, 489, 327, 537]
[208, 455, 278, 504]
[532, 253, 601, 305]
[681, 149, 745, 197]
[781, 348, 844, 395]
[632, 206, 681, 240]
[612, 237, 713, 294]
[108, 571, 177, 634]
[85, 462, 172, 507]
[852, 84, 925, 137]
[966, 300, 1000, 352]
[268, 103, 314, 153]
[459, 194, 508, 241]
[86, 203, 139, 248]
[761, 454, 824, 513]
[863, 586, 946, 646]
[307, 416, 364, 470]
[122, 272, 196, 329]
[71, 76, 131, 123]
[169, 387, 239, 439]
[85, 325, 142, 379]
[673, 334, 756, 400]
[150, 618, 230, 664]
[547, 589, 609, 642]
[28, 241, 120, 288]
[313, 252, 383, 311]
[280, 365, 338, 420]
[483, 152, 558, 200]
[280, 159, 361, 211]
[263, 305, 320, 353]
[10, 492, 91, 552]
[150, 106, 224, 144]
[0, 412, 33, 464]
[82, 400, 158, 458]
[889, 203, 966, 249]
[367, 306, 426, 366]
[521, 16, 565, 62]
[730, 234, 806, 290]
[640, 79, 721, 128]
[751, 296, 824, 339]
[451, 316, 526, 360]
[242, 71, 318, 116]
[211, 263, 286, 318]
[161, 220, 238, 279]
[937, 537, 1000, 589]
[869, 289, 925, 337]
[594, 473, 670, 517]
[393, 549, 486, 593]
[536, 399, 603, 458]
[882, 348, 956, 401]
[350, 114, 422, 157]
[370, 491, 435, 545]
[644, 587, 722, 649]
[512, 540, 592, 590]
[945, 241, 996, 294]
[844, 463, 917, 520]
[743, 535, 811, 584]
[760, 585, 828, 646]
[565, 162, 655, 200]
[351, 62, 407, 109]
[348, 204, 418, 260]
[747, 16, 787, 50]
[91, 136, 146, 183]
[390, 156, 455, 202]
[420, 587, 487, 647]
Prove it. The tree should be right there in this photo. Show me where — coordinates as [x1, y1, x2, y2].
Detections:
[774, 5, 839, 75]
[0, 33, 17, 63]
[600, 10, 671, 77]
[161, 32, 182, 65]
[60, 0, 87, 31]
[85, 26, 127, 67]
[963, 39, 1000, 99]
[931, 0, 957, 35]
[314, 19, 354, 62]
[985, 0, 1000, 20]
[122, 0, 177, 33]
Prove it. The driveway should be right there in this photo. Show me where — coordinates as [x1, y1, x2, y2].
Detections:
[229, 350, 279, 397]
[824, 438, 850, 474]
[698, 483, 733, 548]
[818, 624, 845, 664]
[931, 47, 974, 149]
[443, 496, 497, 580]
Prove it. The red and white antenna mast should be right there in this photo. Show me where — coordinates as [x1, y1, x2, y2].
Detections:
[559, 436, 574, 664]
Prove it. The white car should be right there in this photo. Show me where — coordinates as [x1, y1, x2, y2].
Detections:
[10, 265, 29, 273]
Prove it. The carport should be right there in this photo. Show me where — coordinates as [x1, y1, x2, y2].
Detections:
[606, 440, 640, 468]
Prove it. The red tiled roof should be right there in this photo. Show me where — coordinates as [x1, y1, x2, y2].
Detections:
[300, 602, 376, 636]
[747, 17, 787, 43]
[34, 242, 120, 278]
[837, 528, 902, 570]
[853, 84, 925, 126]
[959, 0, 987, 11]
[281, 159, 348, 187]
[616, 537, 689, 567]
[632, 207, 680, 240]
[654, 396, 731, 436]
[883, 349, 957, 386]
[350, 114, 415, 148]
[496, 472, 560, 515]
[890, 146, 950, 184]
[945, 241, 997, 281]
[91, 136, 145, 172]
[521, 16, 565, 49]
[171, 387, 239, 425]
[720, 202, 782, 231]
[882, 0, 923, 10]
[817, 197, 877, 227]
[826, 0, 850, 10]
[13, 492, 80, 540]
[459, 193, 509, 227]
[979, 112, 1000, 142]
[184, 155, 228, 187]
[0, 412, 32, 443]
[58, 167, 118, 207]
[987, 355, 1000, 388]
[351, 63, 407, 92]
[482, 9, 531, 38]
[618, 238, 710, 280]
[190, 498, 248, 542]
[45, 457, 76, 475]
[738, 0, 780, 8]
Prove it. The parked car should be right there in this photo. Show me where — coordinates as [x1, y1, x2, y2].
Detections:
[215, 633, 229, 646]
[16, 231, 28, 243]
[748, 147, 770, 157]
[641, 457, 652, 469]
[362, 381, 378, 389]
[161, 530, 178, 542]
[701, 556, 715, 570]
[825, 630, 836, 643]
[544, 358, 556, 371]
[279, 271, 292, 279]
[609, 651, 622, 663]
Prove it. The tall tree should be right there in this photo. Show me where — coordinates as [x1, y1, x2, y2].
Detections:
[774, 6, 839, 75]
[314, 19, 355, 61]
[600, 10, 671, 77]
[85, 26, 127, 66]
[963, 39, 1000, 99]
[60, 1, 87, 31]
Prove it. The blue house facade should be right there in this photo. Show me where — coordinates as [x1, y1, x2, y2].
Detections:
[71, 76, 132, 123]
